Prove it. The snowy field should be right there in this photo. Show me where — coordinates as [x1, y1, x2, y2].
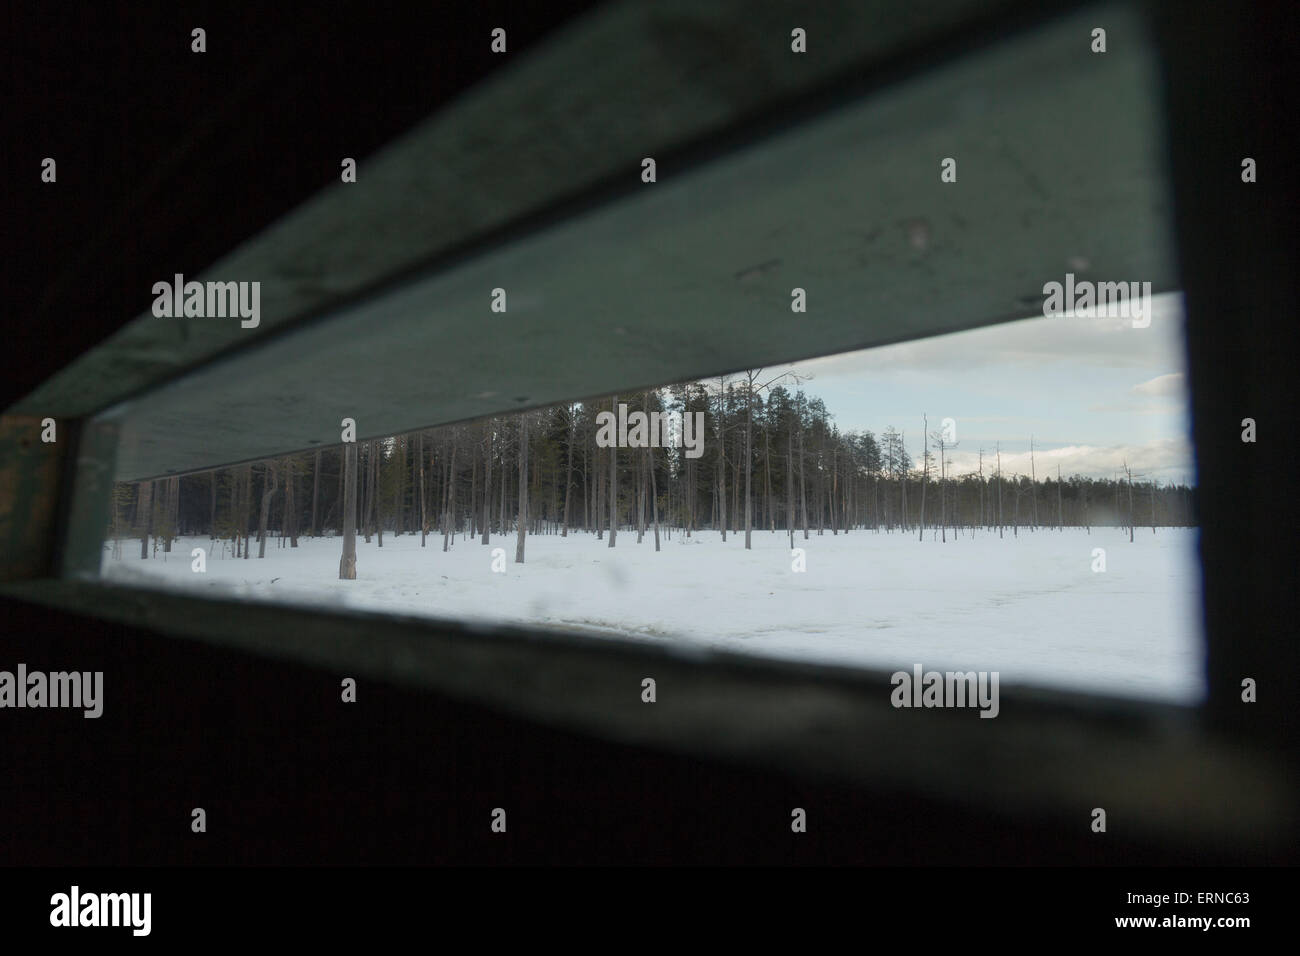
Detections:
[101, 526, 1204, 703]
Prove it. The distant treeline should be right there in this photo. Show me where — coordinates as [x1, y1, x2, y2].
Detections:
[111, 377, 1195, 560]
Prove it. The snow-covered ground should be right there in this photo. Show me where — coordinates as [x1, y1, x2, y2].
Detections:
[101, 526, 1204, 702]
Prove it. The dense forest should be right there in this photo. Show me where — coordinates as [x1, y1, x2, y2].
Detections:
[110, 376, 1196, 568]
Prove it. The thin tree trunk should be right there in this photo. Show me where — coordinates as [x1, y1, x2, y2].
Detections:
[996, 446, 1003, 539]
[607, 396, 618, 548]
[596, 437, 605, 540]
[339, 443, 357, 578]
[1029, 436, 1038, 530]
[498, 434, 507, 541]
[138, 481, 153, 559]
[469, 443, 477, 540]
[361, 441, 373, 543]
[375, 442, 384, 547]
[786, 424, 795, 549]
[515, 415, 529, 562]
[649, 442, 660, 551]
[1126, 464, 1135, 542]
[230, 470, 241, 557]
[242, 464, 253, 560]
[481, 426, 492, 544]
[335, 448, 343, 534]
[562, 409, 575, 537]
[744, 376, 753, 549]
[258, 462, 277, 558]
[1057, 464, 1064, 531]
[918, 416, 928, 542]
[716, 380, 727, 542]
[287, 457, 299, 547]
[161, 477, 174, 552]
[443, 440, 457, 552]
[309, 450, 321, 537]
[900, 431, 907, 532]
[798, 417, 808, 540]
[419, 433, 428, 546]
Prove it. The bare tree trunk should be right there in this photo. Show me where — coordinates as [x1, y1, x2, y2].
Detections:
[937, 440, 945, 543]
[595, 438, 605, 540]
[1057, 464, 1064, 531]
[515, 415, 529, 562]
[583, 434, 591, 534]
[468, 442, 477, 540]
[419, 433, 428, 547]
[392, 440, 404, 537]
[731, 453, 739, 537]
[361, 441, 373, 544]
[210, 471, 217, 541]
[481, 426, 492, 544]
[918, 415, 928, 542]
[242, 464, 253, 560]
[258, 462, 277, 558]
[798, 415, 808, 540]
[498, 434, 507, 541]
[607, 396, 618, 548]
[900, 431, 907, 532]
[830, 446, 839, 536]
[138, 481, 153, 558]
[240, 465, 249, 561]
[649, 442, 660, 551]
[716, 380, 727, 542]
[375, 442, 384, 548]
[1029, 436, 1038, 530]
[1125, 462, 1136, 542]
[339, 443, 358, 579]
[563, 406, 575, 537]
[786, 425, 795, 549]
[409, 438, 419, 536]
[636, 445, 645, 545]
[160, 477, 173, 553]
[287, 457, 299, 547]
[309, 450, 321, 537]
[717, 452, 727, 542]
[744, 374, 754, 549]
[686, 448, 694, 537]
[765, 428, 774, 533]
[996, 445, 1003, 539]
[335, 447, 343, 534]
[230, 470, 241, 557]
[443, 439, 457, 553]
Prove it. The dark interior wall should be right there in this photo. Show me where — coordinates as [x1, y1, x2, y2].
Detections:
[0, 596, 1269, 866]
[5, 0, 603, 408]
[1150, 0, 1300, 753]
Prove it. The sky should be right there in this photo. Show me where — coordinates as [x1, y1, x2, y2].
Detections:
[762, 291, 1195, 484]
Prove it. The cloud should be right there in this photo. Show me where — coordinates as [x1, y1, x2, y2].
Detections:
[944, 437, 1193, 482]
[781, 293, 1185, 378]
[1132, 372, 1185, 397]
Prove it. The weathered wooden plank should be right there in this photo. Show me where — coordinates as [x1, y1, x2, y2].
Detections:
[0, 576, 1289, 851]
[0, 416, 66, 580]
[11, 0, 1036, 423]
[99, 3, 1172, 480]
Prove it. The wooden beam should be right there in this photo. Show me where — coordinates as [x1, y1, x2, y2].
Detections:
[0, 416, 66, 580]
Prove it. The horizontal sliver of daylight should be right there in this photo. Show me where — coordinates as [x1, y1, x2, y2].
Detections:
[102, 296, 1204, 703]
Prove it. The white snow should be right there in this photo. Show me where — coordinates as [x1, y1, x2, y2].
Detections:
[101, 526, 1204, 703]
